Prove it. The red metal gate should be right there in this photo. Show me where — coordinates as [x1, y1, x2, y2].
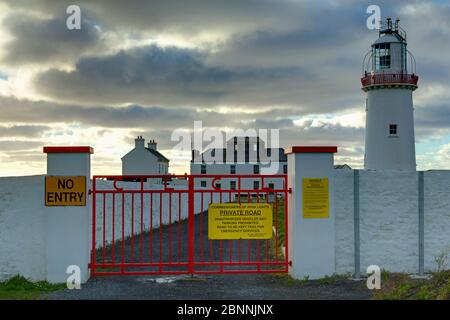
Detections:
[90, 174, 289, 276]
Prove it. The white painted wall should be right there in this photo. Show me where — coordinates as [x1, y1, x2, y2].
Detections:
[122, 147, 159, 175]
[0, 176, 220, 281]
[2, 170, 450, 281]
[122, 137, 169, 182]
[287, 151, 335, 279]
[334, 170, 450, 274]
[0, 175, 46, 281]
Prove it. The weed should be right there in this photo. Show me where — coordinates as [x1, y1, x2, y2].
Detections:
[0, 275, 65, 300]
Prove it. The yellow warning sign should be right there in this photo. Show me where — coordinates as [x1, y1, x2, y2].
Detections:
[45, 176, 86, 206]
[208, 203, 273, 240]
[302, 178, 329, 218]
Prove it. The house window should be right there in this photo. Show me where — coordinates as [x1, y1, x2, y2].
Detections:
[389, 124, 398, 136]
[230, 181, 236, 190]
[201, 164, 206, 174]
[253, 181, 260, 190]
[267, 148, 272, 157]
[230, 165, 236, 174]
[283, 165, 287, 174]
[215, 183, 221, 189]
[253, 165, 260, 174]
[200, 181, 207, 188]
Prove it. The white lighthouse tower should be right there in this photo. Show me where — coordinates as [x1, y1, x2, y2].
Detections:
[362, 17, 419, 170]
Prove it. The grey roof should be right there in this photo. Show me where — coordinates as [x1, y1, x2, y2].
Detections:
[146, 148, 169, 162]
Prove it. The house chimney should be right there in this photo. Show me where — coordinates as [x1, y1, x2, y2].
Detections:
[192, 149, 200, 162]
[147, 139, 157, 150]
[135, 136, 145, 149]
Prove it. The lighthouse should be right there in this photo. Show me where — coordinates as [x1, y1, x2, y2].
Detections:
[362, 17, 419, 171]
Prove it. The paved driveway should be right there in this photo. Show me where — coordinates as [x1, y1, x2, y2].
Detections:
[46, 212, 372, 300]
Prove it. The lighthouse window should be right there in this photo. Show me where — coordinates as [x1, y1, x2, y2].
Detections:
[389, 124, 398, 135]
[374, 43, 391, 70]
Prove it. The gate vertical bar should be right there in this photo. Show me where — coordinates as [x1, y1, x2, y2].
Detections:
[188, 176, 195, 274]
[91, 177, 96, 276]
[418, 171, 424, 276]
[284, 177, 289, 272]
[354, 169, 360, 279]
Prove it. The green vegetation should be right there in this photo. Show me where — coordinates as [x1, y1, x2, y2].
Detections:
[273, 198, 286, 248]
[373, 270, 450, 300]
[274, 272, 353, 287]
[0, 275, 65, 300]
[315, 273, 351, 285]
[265, 197, 287, 269]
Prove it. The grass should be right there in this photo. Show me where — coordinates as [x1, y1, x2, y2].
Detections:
[272, 272, 353, 287]
[315, 273, 352, 285]
[373, 270, 450, 300]
[0, 275, 65, 300]
[273, 198, 285, 248]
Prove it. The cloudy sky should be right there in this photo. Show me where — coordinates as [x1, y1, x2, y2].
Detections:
[0, 0, 449, 176]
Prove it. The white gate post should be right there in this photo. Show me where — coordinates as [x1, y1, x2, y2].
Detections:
[286, 146, 337, 279]
[44, 146, 93, 284]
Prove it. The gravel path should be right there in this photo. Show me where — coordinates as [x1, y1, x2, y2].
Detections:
[45, 211, 373, 300]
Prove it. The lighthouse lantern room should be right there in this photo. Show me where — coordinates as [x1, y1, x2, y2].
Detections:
[361, 17, 419, 171]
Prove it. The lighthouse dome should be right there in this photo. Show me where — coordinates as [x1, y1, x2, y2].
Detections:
[373, 34, 403, 45]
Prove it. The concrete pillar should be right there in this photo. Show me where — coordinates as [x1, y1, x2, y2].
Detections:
[43, 146, 93, 283]
[285, 146, 337, 279]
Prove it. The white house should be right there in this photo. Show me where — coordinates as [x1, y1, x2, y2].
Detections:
[122, 136, 169, 182]
[190, 136, 287, 192]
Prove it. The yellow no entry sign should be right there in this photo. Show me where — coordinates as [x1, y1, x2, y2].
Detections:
[45, 176, 86, 206]
[208, 203, 273, 240]
[302, 177, 329, 218]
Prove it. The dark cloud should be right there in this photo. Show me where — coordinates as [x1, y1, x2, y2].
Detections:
[0, 125, 51, 138]
[0, 0, 449, 172]
[10, 0, 450, 115]
[0, 0, 309, 35]
[415, 103, 450, 141]
[33, 44, 319, 108]
[0, 140, 43, 151]
[1, 13, 101, 65]
[0, 96, 302, 129]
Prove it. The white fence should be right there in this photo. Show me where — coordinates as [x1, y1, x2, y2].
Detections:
[335, 170, 450, 274]
[1, 170, 450, 281]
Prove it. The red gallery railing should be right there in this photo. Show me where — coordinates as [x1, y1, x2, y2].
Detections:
[361, 73, 419, 87]
[90, 174, 289, 276]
